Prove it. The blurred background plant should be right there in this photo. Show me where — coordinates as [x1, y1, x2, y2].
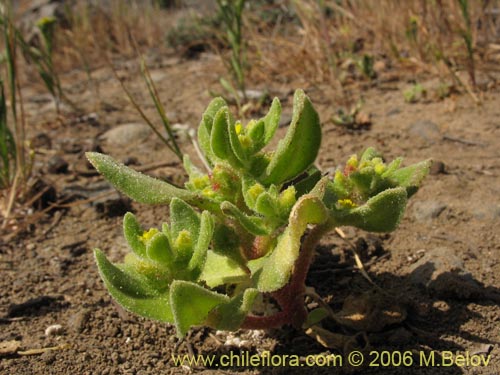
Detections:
[2, 0, 499, 229]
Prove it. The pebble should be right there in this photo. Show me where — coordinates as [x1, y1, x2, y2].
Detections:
[406, 247, 482, 299]
[430, 160, 446, 175]
[47, 155, 69, 174]
[100, 123, 152, 147]
[67, 309, 90, 333]
[411, 200, 447, 221]
[407, 120, 442, 144]
[472, 204, 500, 221]
[45, 324, 64, 336]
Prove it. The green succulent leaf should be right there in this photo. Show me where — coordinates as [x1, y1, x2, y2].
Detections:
[200, 251, 249, 288]
[187, 211, 214, 275]
[246, 119, 265, 152]
[255, 98, 281, 151]
[86, 152, 215, 209]
[146, 232, 175, 269]
[260, 89, 321, 185]
[170, 280, 229, 337]
[208, 288, 259, 331]
[123, 212, 146, 257]
[221, 201, 272, 236]
[198, 97, 227, 165]
[389, 159, 431, 197]
[359, 147, 381, 163]
[170, 198, 200, 244]
[293, 166, 322, 197]
[228, 120, 248, 164]
[210, 107, 242, 169]
[249, 194, 328, 292]
[304, 307, 329, 328]
[94, 249, 173, 322]
[335, 187, 408, 232]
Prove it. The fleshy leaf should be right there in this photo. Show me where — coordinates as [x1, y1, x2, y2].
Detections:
[221, 201, 272, 236]
[198, 97, 227, 165]
[123, 212, 146, 257]
[86, 152, 205, 206]
[255, 192, 279, 218]
[247, 119, 265, 152]
[200, 251, 249, 288]
[207, 288, 259, 330]
[260, 89, 321, 185]
[187, 211, 214, 275]
[336, 187, 408, 232]
[170, 198, 201, 243]
[228, 120, 248, 164]
[304, 307, 329, 328]
[170, 280, 229, 337]
[389, 159, 431, 197]
[94, 249, 173, 322]
[254, 98, 281, 151]
[293, 166, 322, 197]
[359, 147, 380, 163]
[249, 194, 328, 292]
[146, 232, 175, 269]
[210, 107, 241, 167]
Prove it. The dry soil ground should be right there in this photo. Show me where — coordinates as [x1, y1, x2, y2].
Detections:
[1, 47, 499, 375]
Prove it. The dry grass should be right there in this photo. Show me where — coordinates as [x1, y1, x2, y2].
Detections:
[246, 0, 499, 101]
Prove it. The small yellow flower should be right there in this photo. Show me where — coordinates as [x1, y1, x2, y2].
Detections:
[174, 230, 192, 252]
[139, 228, 159, 244]
[337, 198, 357, 208]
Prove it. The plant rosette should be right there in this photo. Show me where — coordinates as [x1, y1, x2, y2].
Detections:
[87, 89, 430, 338]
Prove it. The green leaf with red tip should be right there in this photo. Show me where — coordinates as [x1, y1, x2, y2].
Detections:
[260, 89, 321, 185]
[94, 249, 173, 322]
[170, 280, 229, 337]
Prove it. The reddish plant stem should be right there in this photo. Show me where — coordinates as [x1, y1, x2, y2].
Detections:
[242, 221, 333, 330]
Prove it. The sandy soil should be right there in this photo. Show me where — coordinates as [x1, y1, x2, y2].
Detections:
[1, 47, 499, 375]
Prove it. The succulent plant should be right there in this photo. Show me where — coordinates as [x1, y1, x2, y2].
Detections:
[87, 89, 430, 337]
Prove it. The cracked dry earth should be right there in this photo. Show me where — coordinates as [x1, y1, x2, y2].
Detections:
[1, 50, 499, 375]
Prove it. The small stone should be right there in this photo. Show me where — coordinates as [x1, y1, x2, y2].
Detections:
[472, 204, 500, 221]
[406, 247, 482, 299]
[47, 155, 69, 174]
[100, 123, 152, 147]
[45, 324, 64, 336]
[412, 200, 446, 221]
[430, 160, 446, 175]
[407, 120, 441, 144]
[386, 108, 401, 117]
[68, 309, 90, 333]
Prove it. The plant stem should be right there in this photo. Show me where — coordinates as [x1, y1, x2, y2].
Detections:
[242, 220, 334, 330]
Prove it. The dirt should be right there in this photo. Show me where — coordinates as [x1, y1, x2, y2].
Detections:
[1, 44, 499, 375]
